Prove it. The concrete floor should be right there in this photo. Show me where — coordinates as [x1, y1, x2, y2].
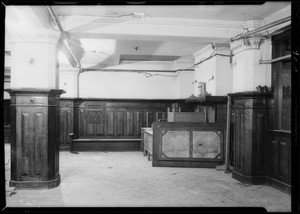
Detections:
[4, 144, 291, 211]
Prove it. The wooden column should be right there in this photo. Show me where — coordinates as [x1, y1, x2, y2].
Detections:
[7, 89, 65, 189]
[229, 92, 272, 184]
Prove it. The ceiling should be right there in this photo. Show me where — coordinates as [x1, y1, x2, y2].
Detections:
[5, 2, 291, 71]
[52, 3, 289, 21]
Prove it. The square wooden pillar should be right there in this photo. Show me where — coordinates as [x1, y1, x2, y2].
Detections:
[6, 89, 65, 189]
[229, 92, 272, 184]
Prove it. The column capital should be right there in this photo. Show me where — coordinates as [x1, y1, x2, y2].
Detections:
[7, 29, 61, 45]
[230, 35, 264, 56]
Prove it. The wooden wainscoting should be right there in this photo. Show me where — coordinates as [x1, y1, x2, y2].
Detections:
[267, 130, 291, 194]
[61, 98, 194, 151]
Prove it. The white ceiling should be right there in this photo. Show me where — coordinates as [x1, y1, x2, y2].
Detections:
[5, 2, 291, 71]
[52, 3, 289, 21]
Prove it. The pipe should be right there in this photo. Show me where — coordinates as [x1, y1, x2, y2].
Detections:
[47, 6, 81, 68]
[259, 54, 291, 64]
[76, 69, 81, 98]
[230, 16, 291, 42]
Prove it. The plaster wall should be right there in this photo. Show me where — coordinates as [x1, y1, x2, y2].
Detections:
[215, 56, 233, 95]
[71, 71, 178, 99]
[59, 71, 78, 98]
[177, 71, 195, 99]
[194, 57, 216, 95]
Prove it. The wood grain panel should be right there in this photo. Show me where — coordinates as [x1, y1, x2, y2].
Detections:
[145, 111, 153, 127]
[278, 141, 288, 179]
[106, 110, 114, 135]
[21, 113, 30, 177]
[34, 113, 43, 178]
[269, 140, 278, 176]
[235, 113, 241, 170]
[117, 111, 125, 135]
[134, 111, 143, 136]
[126, 111, 134, 135]
[256, 114, 265, 172]
[79, 109, 86, 136]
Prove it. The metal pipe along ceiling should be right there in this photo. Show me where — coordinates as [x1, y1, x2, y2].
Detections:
[47, 6, 81, 68]
[230, 16, 291, 42]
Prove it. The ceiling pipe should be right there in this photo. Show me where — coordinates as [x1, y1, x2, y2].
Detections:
[230, 16, 291, 42]
[259, 54, 291, 64]
[47, 6, 81, 68]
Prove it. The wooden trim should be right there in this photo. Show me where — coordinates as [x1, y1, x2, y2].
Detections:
[232, 171, 267, 185]
[72, 138, 140, 142]
[71, 97, 190, 103]
[228, 91, 272, 98]
[9, 175, 60, 189]
[266, 177, 291, 195]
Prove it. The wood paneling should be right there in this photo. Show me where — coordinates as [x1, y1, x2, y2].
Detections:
[69, 99, 193, 151]
[266, 29, 291, 194]
[72, 99, 191, 140]
[267, 130, 291, 193]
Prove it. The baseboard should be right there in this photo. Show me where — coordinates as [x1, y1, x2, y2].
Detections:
[232, 171, 266, 185]
[72, 139, 141, 151]
[266, 177, 291, 195]
[9, 175, 60, 189]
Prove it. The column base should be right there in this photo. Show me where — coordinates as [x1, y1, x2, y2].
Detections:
[9, 175, 60, 189]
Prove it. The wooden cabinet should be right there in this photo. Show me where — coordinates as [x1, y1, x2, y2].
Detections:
[230, 92, 271, 184]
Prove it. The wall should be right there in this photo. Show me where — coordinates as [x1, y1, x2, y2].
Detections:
[177, 70, 195, 98]
[194, 57, 216, 95]
[193, 44, 232, 96]
[60, 71, 178, 99]
[59, 70, 78, 98]
[215, 55, 233, 95]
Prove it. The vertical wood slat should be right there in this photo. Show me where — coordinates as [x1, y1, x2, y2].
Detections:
[240, 113, 245, 172]
[278, 141, 287, 179]
[106, 110, 114, 135]
[126, 111, 134, 135]
[79, 110, 85, 136]
[256, 114, 265, 172]
[134, 111, 143, 136]
[117, 111, 124, 135]
[21, 113, 29, 176]
[235, 113, 241, 170]
[270, 140, 278, 176]
[145, 111, 153, 127]
[33, 113, 43, 178]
